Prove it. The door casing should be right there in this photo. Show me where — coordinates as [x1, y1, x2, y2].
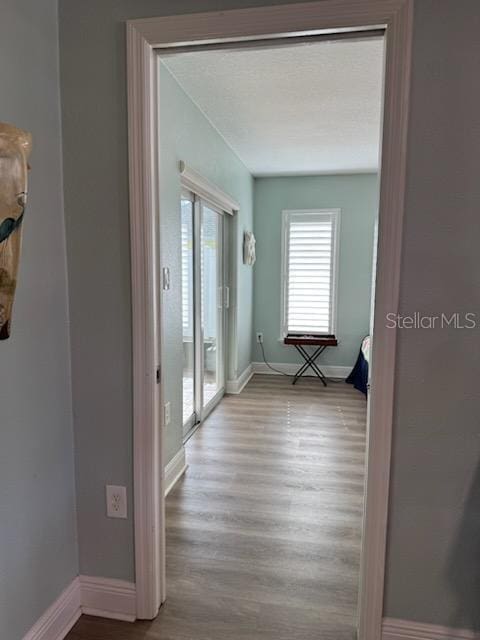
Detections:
[126, 3, 413, 639]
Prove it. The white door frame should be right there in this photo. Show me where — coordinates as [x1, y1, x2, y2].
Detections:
[126, 2, 413, 637]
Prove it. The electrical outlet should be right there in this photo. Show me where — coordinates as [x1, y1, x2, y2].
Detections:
[106, 485, 127, 519]
[164, 401, 171, 425]
[256, 332, 264, 343]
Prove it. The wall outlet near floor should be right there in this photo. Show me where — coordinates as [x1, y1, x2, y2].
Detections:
[256, 332, 264, 343]
[106, 485, 127, 519]
[164, 401, 171, 425]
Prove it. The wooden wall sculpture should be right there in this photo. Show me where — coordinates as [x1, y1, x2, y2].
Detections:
[0, 123, 32, 340]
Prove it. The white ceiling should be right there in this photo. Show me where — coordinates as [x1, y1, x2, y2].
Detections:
[162, 38, 385, 176]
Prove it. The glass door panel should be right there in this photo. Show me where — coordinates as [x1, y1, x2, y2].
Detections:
[181, 196, 195, 429]
[181, 193, 226, 439]
[201, 204, 224, 410]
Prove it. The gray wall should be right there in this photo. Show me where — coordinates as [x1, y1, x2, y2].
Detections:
[58, 0, 303, 584]
[253, 174, 378, 368]
[0, 1, 78, 638]
[384, 0, 480, 631]
[58, 0, 480, 633]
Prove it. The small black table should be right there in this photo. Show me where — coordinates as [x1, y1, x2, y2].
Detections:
[284, 335, 338, 386]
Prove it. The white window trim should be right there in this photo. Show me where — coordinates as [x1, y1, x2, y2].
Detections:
[280, 208, 341, 338]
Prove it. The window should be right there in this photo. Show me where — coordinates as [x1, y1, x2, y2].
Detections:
[281, 209, 340, 336]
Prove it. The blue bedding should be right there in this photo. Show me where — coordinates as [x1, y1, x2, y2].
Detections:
[346, 336, 370, 396]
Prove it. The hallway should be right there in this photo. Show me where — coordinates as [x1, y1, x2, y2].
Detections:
[67, 374, 366, 640]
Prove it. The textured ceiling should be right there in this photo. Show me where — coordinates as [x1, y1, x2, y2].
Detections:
[162, 38, 385, 176]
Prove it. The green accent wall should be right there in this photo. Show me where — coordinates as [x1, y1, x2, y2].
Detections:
[159, 63, 254, 463]
[252, 174, 379, 368]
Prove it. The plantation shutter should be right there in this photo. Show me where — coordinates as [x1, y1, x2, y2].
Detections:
[284, 211, 338, 335]
[181, 194, 194, 337]
[181, 221, 190, 332]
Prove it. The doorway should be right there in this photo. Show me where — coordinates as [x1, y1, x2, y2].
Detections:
[159, 31, 382, 638]
[181, 190, 227, 438]
[127, 4, 413, 639]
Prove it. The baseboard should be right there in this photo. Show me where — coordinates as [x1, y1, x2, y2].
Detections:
[79, 576, 136, 622]
[252, 361, 351, 379]
[226, 363, 254, 394]
[382, 618, 480, 640]
[22, 579, 81, 640]
[22, 575, 137, 639]
[165, 446, 187, 496]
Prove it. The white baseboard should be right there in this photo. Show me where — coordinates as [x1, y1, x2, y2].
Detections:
[79, 576, 136, 622]
[22, 575, 137, 640]
[382, 618, 480, 640]
[165, 446, 187, 496]
[252, 361, 351, 379]
[22, 579, 81, 640]
[226, 363, 254, 394]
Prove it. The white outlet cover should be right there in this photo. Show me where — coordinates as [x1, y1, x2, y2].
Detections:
[106, 485, 127, 519]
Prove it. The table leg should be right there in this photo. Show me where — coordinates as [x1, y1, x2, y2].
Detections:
[292, 345, 328, 386]
[292, 346, 315, 383]
[300, 345, 328, 386]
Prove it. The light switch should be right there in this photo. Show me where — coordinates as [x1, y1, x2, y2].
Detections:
[164, 401, 171, 425]
[162, 267, 170, 290]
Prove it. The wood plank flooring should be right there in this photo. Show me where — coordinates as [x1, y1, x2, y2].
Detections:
[66, 374, 367, 640]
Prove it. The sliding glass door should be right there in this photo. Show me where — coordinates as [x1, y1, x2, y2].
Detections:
[181, 192, 226, 438]
[201, 203, 224, 410]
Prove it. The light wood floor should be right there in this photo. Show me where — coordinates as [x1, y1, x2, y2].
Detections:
[67, 374, 367, 640]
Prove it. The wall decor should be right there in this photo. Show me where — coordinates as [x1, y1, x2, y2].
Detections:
[0, 122, 32, 339]
[243, 230, 256, 266]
